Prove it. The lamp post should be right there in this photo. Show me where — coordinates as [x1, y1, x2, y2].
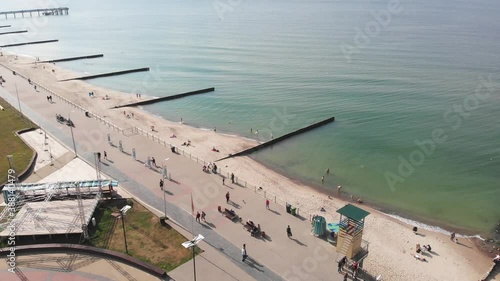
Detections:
[15, 84, 24, 119]
[182, 234, 204, 281]
[120, 205, 132, 254]
[6, 155, 13, 170]
[6, 155, 17, 182]
[162, 158, 170, 218]
[68, 111, 77, 157]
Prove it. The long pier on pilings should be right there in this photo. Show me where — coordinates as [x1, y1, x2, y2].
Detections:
[37, 54, 104, 64]
[0, 8, 69, 19]
[113, 87, 216, 108]
[0, 39, 58, 48]
[59, 67, 150, 82]
[0, 30, 28, 36]
[0, 25, 11, 28]
[216, 116, 336, 161]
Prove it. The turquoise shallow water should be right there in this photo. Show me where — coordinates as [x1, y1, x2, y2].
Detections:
[1, 0, 499, 234]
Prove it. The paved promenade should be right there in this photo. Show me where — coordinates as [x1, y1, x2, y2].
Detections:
[0, 66, 345, 281]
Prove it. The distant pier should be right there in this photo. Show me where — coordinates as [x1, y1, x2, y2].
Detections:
[37, 54, 104, 64]
[114, 87, 216, 108]
[0, 30, 28, 36]
[0, 39, 58, 48]
[216, 116, 336, 161]
[0, 25, 11, 28]
[0, 8, 69, 19]
[59, 67, 150, 82]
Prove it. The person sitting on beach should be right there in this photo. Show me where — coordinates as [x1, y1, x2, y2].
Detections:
[493, 254, 500, 264]
[182, 142, 187, 146]
[416, 244, 422, 253]
[203, 165, 207, 172]
[170, 134, 177, 138]
[423, 244, 432, 252]
[320, 207, 326, 212]
[412, 253, 427, 262]
[357, 197, 363, 203]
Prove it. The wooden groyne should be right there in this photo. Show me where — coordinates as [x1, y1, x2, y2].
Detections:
[114, 87, 216, 108]
[216, 116, 336, 161]
[59, 67, 150, 82]
[0, 25, 12, 28]
[37, 54, 104, 64]
[0, 8, 69, 19]
[0, 39, 58, 48]
[0, 30, 28, 36]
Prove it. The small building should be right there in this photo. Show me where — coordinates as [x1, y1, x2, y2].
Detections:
[336, 204, 370, 259]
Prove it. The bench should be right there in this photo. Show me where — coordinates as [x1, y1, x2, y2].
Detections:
[223, 208, 238, 221]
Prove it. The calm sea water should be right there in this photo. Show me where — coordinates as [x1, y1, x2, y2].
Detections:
[2, 0, 499, 234]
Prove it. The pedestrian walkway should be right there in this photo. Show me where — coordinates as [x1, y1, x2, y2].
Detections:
[0, 66, 345, 281]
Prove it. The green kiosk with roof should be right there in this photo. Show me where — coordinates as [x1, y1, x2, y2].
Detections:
[336, 203, 370, 259]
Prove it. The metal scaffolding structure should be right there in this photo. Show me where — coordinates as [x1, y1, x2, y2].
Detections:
[0, 180, 116, 239]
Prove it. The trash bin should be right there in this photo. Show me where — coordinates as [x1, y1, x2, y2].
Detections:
[291, 207, 297, 216]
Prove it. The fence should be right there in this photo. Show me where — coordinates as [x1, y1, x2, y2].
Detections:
[1, 62, 313, 222]
[1, 63, 124, 133]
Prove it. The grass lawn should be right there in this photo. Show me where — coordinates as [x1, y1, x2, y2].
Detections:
[90, 199, 200, 272]
[0, 97, 36, 185]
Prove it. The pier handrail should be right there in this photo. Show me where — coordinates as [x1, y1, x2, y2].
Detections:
[0, 8, 69, 15]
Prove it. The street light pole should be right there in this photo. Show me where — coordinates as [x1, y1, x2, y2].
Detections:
[15, 84, 24, 119]
[6, 155, 17, 182]
[121, 213, 128, 254]
[163, 158, 170, 218]
[182, 234, 204, 281]
[120, 205, 132, 254]
[69, 111, 77, 157]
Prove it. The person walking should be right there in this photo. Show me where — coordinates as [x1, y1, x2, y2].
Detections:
[196, 212, 201, 222]
[151, 157, 156, 167]
[321, 176, 324, 184]
[451, 232, 456, 242]
[159, 179, 164, 190]
[338, 256, 347, 273]
[241, 244, 247, 262]
[104, 151, 107, 160]
[265, 199, 270, 210]
[201, 211, 206, 222]
[231, 173, 235, 184]
[286, 225, 292, 238]
[222, 177, 225, 185]
[226, 191, 230, 203]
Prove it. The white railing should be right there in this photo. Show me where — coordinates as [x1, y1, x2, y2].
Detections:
[1, 62, 312, 221]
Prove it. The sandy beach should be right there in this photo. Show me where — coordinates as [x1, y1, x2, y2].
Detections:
[1, 52, 498, 281]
